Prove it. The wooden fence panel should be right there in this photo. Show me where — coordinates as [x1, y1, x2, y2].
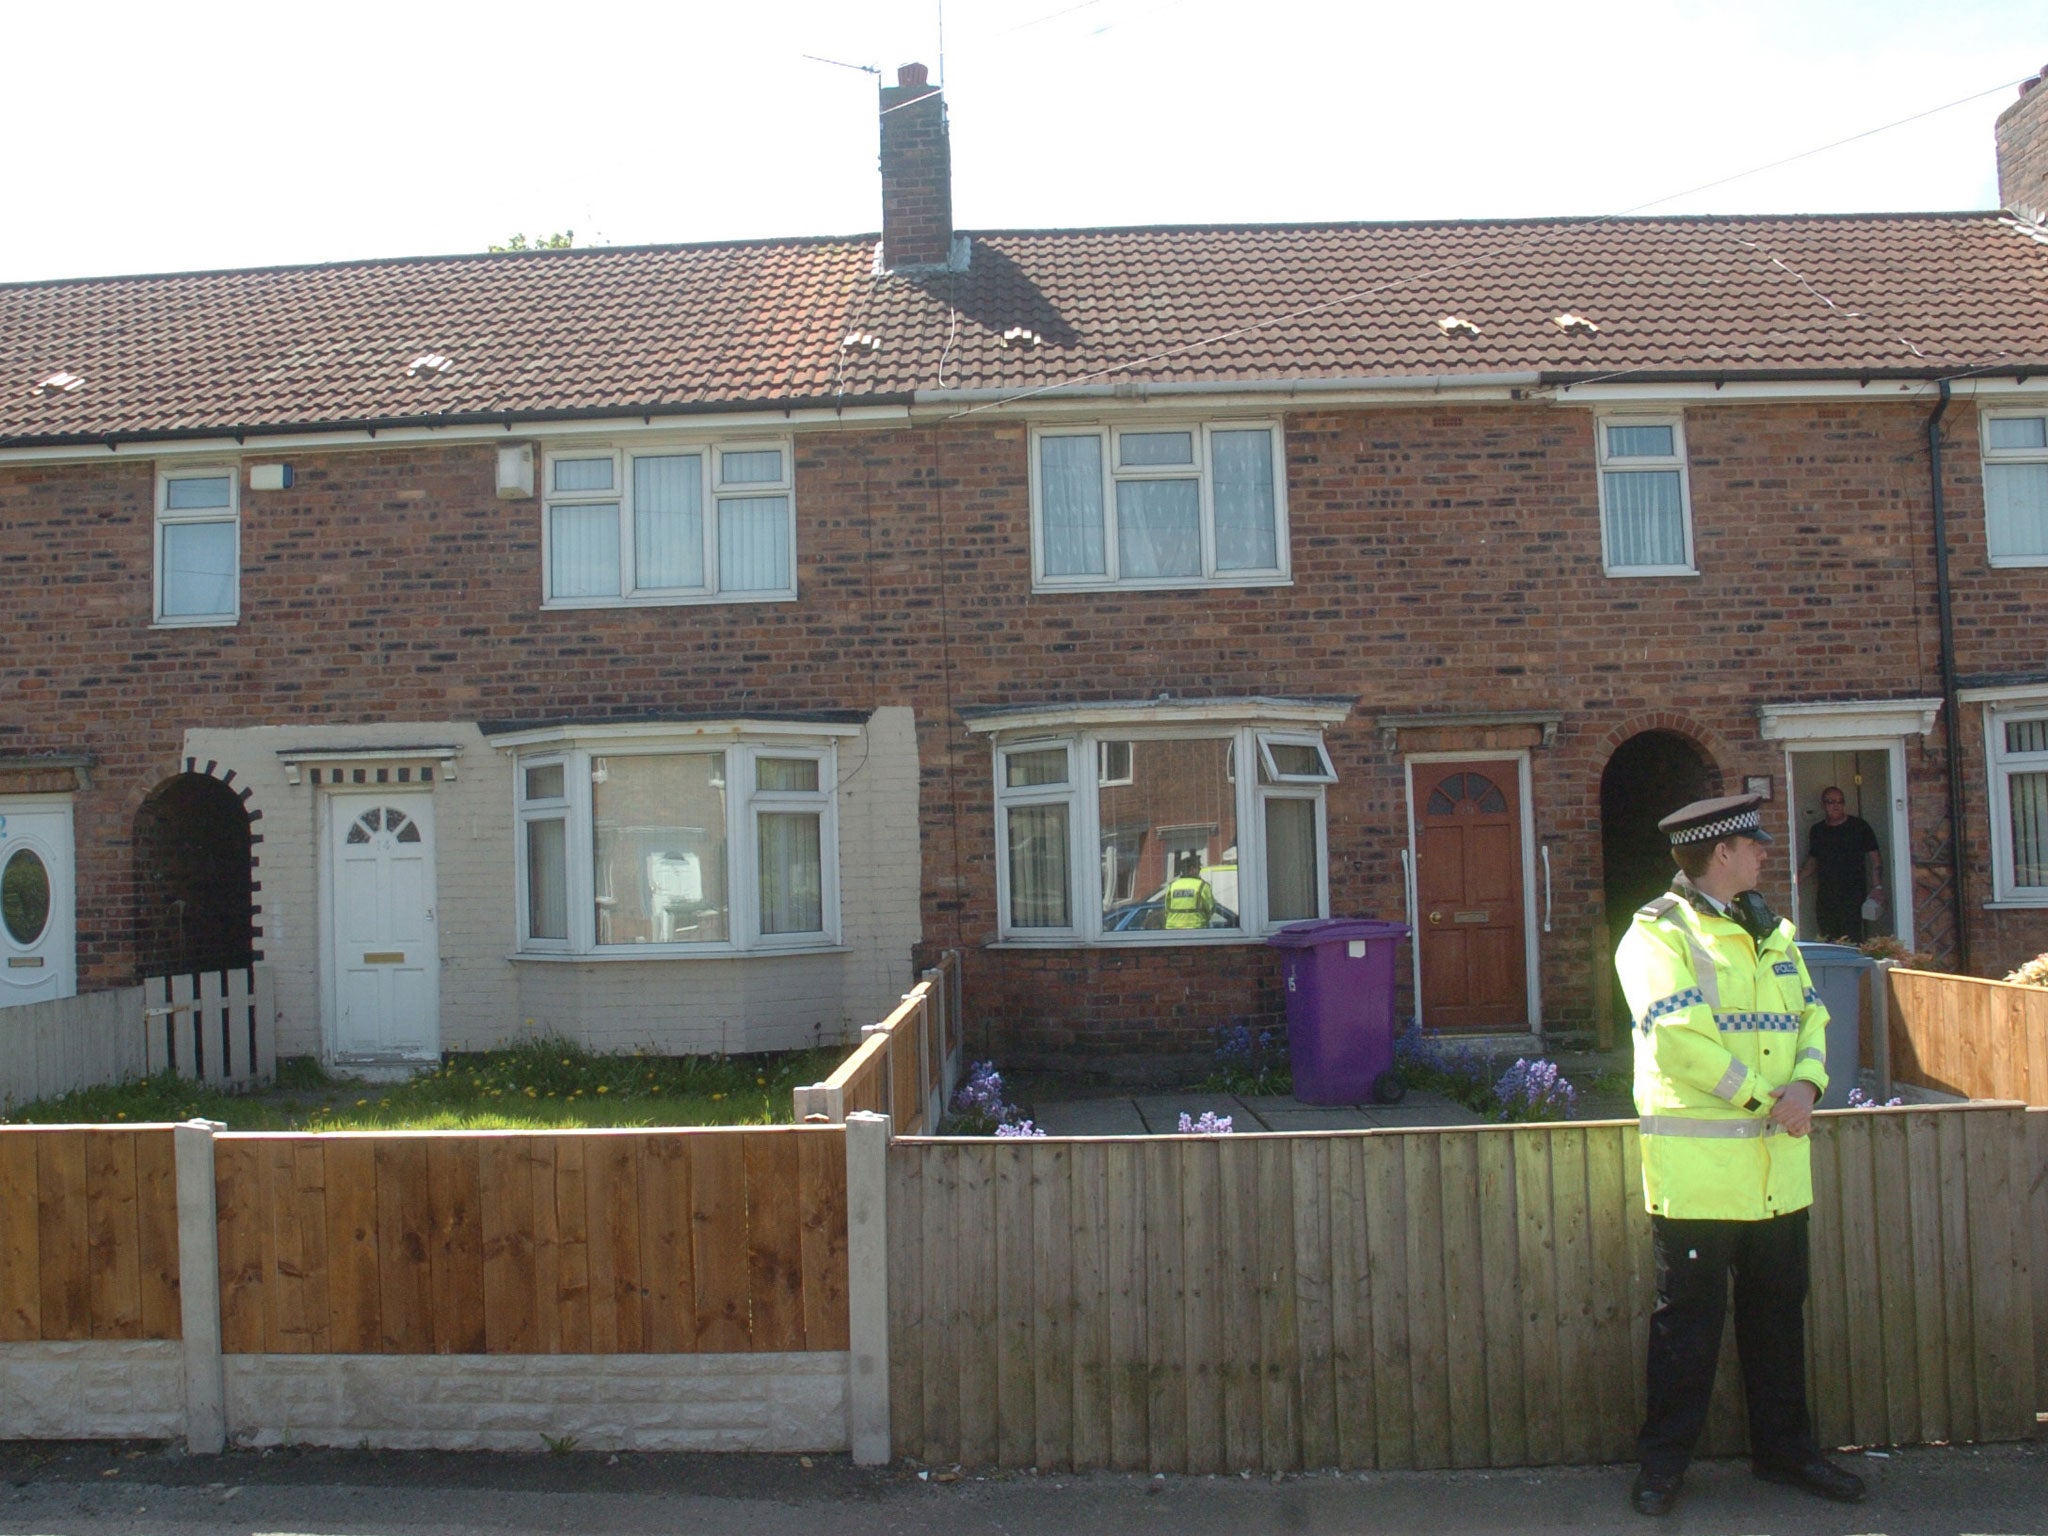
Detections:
[1889, 968, 2048, 1105]
[0, 1126, 180, 1343]
[207, 1127, 847, 1355]
[0, 985, 146, 1112]
[887, 1107, 2036, 1471]
[2030, 1108, 2047, 1417]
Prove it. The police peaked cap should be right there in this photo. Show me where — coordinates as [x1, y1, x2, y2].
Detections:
[1658, 793, 1775, 846]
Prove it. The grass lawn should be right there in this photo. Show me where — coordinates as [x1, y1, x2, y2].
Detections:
[0, 1040, 847, 1131]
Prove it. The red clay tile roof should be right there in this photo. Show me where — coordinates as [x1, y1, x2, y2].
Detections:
[6, 213, 2048, 446]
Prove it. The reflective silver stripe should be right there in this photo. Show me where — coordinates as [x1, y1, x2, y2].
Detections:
[1679, 926, 1721, 1009]
[1710, 1061, 1748, 1102]
[1799, 1047, 1824, 1064]
[1638, 1115, 1780, 1139]
[1648, 903, 1721, 1008]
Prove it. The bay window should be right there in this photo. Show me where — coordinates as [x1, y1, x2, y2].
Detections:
[1031, 422, 1288, 589]
[987, 718, 1336, 942]
[1987, 704, 2048, 903]
[508, 728, 839, 954]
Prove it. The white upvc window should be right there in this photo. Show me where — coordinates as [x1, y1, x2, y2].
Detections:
[1986, 705, 2048, 904]
[992, 725, 1332, 942]
[1596, 415, 1695, 576]
[154, 466, 239, 624]
[542, 439, 796, 606]
[512, 733, 838, 954]
[1030, 421, 1289, 590]
[1980, 409, 2048, 567]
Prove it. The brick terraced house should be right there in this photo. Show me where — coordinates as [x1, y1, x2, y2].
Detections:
[4, 64, 2048, 1072]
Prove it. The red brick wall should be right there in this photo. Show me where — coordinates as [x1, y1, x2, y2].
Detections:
[1995, 70, 2048, 223]
[4, 398, 2044, 1059]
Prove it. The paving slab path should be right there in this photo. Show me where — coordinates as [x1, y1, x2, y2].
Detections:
[0, 1438, 2038, 1536]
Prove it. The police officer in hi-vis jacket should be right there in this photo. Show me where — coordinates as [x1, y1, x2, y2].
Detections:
[1613, 794, 1864, 1516]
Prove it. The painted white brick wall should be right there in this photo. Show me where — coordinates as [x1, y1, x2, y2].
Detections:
[183, 723, 515, 1060]
[0, 1341, 184, 1439]
[222, 1351, 848, 1452]
[184, 706, 921, 1061]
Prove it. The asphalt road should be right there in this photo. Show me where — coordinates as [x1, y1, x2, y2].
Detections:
[0, 1438, 2040, 1536]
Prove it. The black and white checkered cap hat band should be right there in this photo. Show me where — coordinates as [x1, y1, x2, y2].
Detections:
[1670, 808, 1762, 845]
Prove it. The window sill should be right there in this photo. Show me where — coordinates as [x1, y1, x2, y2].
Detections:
[1601, 567, 1699, 580]
[541, 591, 796, 610]
[1031, 573, 1292, 595]
[1982, 898, 2048, 910]
[986, 934, 1283, 950]
[1985, 555, 2048, 569]
[508, 943, 849, 963]
[151, 616, 239, 629]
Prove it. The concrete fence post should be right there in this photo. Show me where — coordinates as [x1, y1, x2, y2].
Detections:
[844, 1110, 892, 1465]
[173, 1119, 226, 1454]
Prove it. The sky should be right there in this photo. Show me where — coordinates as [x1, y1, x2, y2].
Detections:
[2, 0, 2042, 284]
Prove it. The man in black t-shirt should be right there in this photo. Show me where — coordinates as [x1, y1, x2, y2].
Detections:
[1798, 787, 1882, 942]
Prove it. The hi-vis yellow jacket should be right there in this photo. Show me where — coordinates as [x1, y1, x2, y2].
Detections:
[1615, 878, 1830, 1220]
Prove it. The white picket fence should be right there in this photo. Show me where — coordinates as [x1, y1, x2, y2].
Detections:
[0, 966, 275, 1111]
[142, 966, 276, 1090]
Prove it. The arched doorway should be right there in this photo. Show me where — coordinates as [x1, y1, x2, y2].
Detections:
[133, 773, 254, 977]
[1599, 731, 1718, 1023]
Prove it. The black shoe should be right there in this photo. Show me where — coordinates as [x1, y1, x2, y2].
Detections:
[1754, 1456, 1866, 1503]
[1630, 1468, 1682, 1516]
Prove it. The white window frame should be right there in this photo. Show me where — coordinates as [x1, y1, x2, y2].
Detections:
[1027, 420, 1290, 591]
[153, 464, 240, 626]
[508, 729, 840, 956]
[1097, 739, 1134, 786]
[540, 437, 797, 607]
[1985, 702, 2048, 905]
[1595, 414, 1695, 577]
[991, 723, 1332, 944]
[1255, 730, 1337, 784]
[1978, 407, 2048, 568]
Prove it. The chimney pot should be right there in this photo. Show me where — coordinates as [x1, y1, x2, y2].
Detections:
[897, 62, 928, 88]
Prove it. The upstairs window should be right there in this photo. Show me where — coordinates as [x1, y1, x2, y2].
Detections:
[1032, 422, 1288, 589]
[542, 441, 795, 606]
[1597, 416, 1694, 575]
[155, 468, 239, 624]
[1981, 411, 2048, 566]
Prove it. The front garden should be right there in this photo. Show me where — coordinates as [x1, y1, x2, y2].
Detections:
[0, 1039, 844, 1130]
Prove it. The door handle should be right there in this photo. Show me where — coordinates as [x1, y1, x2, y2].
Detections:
[1428, 910, 1442, 925]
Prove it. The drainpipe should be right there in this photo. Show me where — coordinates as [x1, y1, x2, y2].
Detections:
[1927, 381, 1971, 971]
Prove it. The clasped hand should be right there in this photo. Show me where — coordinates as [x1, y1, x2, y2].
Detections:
[1767, 1079, 1818, 1136]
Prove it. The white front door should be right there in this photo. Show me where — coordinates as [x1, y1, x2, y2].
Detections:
[326, 794, 439, 1058]
[0, 801, 76, 1008]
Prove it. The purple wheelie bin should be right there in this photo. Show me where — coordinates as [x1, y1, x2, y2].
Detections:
[1267, 918, 1411, 1105]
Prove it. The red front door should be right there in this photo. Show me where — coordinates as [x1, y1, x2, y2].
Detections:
[1414, 760, 1528, 1032]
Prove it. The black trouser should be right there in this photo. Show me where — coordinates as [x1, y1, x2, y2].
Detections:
[1638, 1209, 1816, 1477]
[1815, 892, 1864, 943]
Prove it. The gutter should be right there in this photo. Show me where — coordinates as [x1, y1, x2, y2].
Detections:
[911, 373, 1544, 407]
[0, 394, 918, 455]
[1927, 380, 1971, 971]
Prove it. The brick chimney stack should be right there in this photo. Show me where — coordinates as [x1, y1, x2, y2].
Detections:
[1996, 64, 2048, 224]
[879, 62, 956, 271]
